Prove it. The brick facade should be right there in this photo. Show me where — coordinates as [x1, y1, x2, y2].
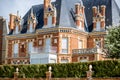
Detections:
[4, 0, 109, 64]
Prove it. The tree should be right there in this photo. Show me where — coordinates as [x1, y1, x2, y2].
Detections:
[105, 25, 120, 59]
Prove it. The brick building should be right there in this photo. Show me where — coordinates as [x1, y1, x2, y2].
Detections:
[4, 0, 120, 64]
[0, 17, 7, 64]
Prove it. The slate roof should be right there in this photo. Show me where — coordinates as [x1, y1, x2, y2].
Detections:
[9, 0, 120, 34]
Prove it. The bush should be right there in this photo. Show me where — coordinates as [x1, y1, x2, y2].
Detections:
[0, 60, 120, 78]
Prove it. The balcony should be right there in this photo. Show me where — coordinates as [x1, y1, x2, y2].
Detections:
[72, 48, 98, 54]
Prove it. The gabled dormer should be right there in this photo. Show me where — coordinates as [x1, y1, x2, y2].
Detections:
[8, 11, 21, 35]
[27, 8, 37, 33]
[75, 2, 85, 31]
[92, 5, 106, 31]
[43, 0, 57, 28]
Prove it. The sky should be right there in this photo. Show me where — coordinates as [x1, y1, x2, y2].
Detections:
[0, 0, 55, 21]
[0, 0, 119, 22]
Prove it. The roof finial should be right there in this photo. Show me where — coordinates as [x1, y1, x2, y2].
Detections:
[30, 7, 34, 16]
[17, 10, 19, 17]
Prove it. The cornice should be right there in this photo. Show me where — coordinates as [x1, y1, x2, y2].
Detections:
[6, 33, 37, 40]
[36, 27, 88, 36]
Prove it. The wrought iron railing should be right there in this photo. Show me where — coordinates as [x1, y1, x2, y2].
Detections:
[72, 48, 97, 54]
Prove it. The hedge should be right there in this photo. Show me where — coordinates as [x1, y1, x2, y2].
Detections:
[0, 60, 120, 78]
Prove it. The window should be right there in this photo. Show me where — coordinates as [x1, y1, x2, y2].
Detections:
[49, 59, 56, 63]
[61, 59, 69, 63]
[54, 39, 57, 43]
[61, 38, 68, 53]
[79, 21, 82, 29]
[78, 40, 83, 49]
[96, 21, 100, 31]
[13, 43, 19, 57]
[21, 44, 25, 53]
[48, 16, 52, 27]
[39, 40, 42, 45]
[45, 38, 51, 52]
[28, 23, 34, 33]
[14, 26, 19, 34]
[78, 56, 88, 62]
[28, 42, 33, 53]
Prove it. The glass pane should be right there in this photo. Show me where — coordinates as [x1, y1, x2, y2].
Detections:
[96, 21, 100, 31]
[48, 16, 52, 27]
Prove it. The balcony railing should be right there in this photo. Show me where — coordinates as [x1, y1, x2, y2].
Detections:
[72, 48, 97, 54]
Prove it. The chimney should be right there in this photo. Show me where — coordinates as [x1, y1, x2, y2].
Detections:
[44, 0, 51, 9]
[75, 3, 85, 31]
[75, 3, 80, 15]
[9, 14, 15, 30]
[92, 6, 97, 17]
[101, 5, 106, 16]
[52, 7, 57, 26]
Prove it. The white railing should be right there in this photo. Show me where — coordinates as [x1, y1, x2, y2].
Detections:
[72, 48, 97, 54]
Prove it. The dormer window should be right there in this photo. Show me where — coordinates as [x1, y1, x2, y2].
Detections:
[29, 23, 34, 33]
[14, 26, 19, 34]
[96, 21, 100, 31]
[48, 16, 52, 27]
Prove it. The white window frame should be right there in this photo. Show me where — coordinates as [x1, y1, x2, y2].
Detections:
[54, 39, 57, 43]
[78, 40, 83, 49]
[45, 38, 51, 53]
[61, 38, 68, 54]
[39, 40, 42, 45]
[61, 59, 69, 63]
[13, 43, 19, 57]
[96, 21, 101, 31]
[28, 42, 33, 53]
[14, 26, 19, 34]
[48, 16, 52, 27]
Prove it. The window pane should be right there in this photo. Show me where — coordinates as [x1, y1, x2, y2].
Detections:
[45, 38, 51, 52]
[96, 21, 100, 31]
[62, 38, 68, 53]
[14, 43, 18, 54]
[28, 42, 33, 53]
[29, 23, 33, 32]
[61, 59, 69, 63]
[78, 40, 83, 49]
[48, 16, 52, 27]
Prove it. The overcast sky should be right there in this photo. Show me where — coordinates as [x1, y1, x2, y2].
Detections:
[0, 0, 119, 21]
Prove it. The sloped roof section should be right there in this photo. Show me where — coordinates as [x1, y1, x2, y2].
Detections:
[11, 0, 120, 34]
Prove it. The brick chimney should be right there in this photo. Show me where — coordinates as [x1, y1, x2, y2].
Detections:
[92, 5, 106, 31]
[9, 14, 15, 30]
[101, 5, 106, 16]
[43, 0, 57, 27]
[92, 6, 97, 17]
[75, 3, 85, 31]
[44, 0, 51, 9]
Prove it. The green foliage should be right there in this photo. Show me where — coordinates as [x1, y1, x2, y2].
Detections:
[105, 26, 120, 59]
[0, 60, 120, 78]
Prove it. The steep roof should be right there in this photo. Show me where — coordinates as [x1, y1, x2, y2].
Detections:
[10, 0, 120, 34]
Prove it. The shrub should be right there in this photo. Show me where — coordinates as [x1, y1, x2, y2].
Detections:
[0, 60, 120, 78]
